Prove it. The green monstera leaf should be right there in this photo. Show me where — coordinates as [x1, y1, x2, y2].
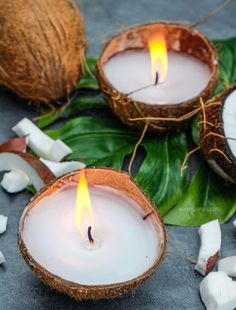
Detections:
[47, 116, 189, 216]
[164, 165, 236, 226]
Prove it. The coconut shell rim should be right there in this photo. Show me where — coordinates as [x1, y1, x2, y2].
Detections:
[97, 21, 219, 110]
[200, 85, 236, 183]
[218, 85, 236, 163]
[18, 167, 167, 300]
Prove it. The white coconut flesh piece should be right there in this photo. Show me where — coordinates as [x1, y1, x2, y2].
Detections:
[218, 256, 236, 278]
[39, 158, 85, 176]
[1, 170, 30, 193]
[195, 219, 221, 276]
[12, 118, 72, 162]
[0, 251, 5, 265]
[0, 215, 7, 234]
[200, 271, 236, 310]
[222, 89, 236, 160]
[0, 152, 55, 191]
[233, 219, 236, 228]
[1, 159, 85, 193]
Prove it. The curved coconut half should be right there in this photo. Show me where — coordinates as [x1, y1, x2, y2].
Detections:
[0, 0, 86, 103]
[19, 168, 167, 301]
[1, 159, 85, 193]
[200, 86, 236, 184]
[97, 22, 219, 133]
[0, 152, 55, 191]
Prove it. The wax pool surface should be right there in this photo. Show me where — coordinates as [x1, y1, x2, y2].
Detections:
[104, 50, 211, 105]
[22, 185, 162, 285]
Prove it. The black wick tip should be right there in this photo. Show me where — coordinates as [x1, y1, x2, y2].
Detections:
[155, 72, 159, 85]
[88, 226, 94, 244]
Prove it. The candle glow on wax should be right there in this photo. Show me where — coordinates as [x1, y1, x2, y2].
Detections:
[148, 32, 168, 84]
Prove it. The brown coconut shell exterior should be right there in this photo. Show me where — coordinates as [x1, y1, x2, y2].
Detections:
[0, 0, 86, 103]
[97, 22, 219, 133]
[19, 168, 167, 301]
[200, 85, 236, 184]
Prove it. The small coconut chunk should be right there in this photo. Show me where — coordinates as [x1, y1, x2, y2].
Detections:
[40, 158, 85, 177]
[195, 219, 221, 275]
[233, 219, 236, 228]
[0, 251, 5, 264]
[46, 140, 73, 162]
[200, 271, 236, 310]
[1, 170, 30, 193]
[0, 215, 7, 234]
[218, 256, 236, 278]
[12, 118, 72, 162]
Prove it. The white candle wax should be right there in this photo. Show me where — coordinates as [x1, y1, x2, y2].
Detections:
[22, 185, 162, 285]
[104, 50, 211, 105]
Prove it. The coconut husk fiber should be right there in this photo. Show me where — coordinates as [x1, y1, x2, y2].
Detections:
[0, 0, 86, 103]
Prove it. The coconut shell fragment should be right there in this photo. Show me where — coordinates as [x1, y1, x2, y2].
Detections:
[97, 22, 219, 133]
[0, 0, 86, 103]
[0, 137, 28, 153]
[200, 86, 236, 184]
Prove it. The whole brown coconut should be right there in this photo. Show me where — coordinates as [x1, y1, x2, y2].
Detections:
[97, 22, 219, 133]
[0, 0, 86, 103]
[200, 86, 236, 184]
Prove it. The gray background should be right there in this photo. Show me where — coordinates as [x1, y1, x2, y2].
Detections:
[0, 0, 236, 309]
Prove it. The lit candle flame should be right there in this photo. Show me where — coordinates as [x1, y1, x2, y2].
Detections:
[76, 171, 94, 235]
[148, 33, 168, 84]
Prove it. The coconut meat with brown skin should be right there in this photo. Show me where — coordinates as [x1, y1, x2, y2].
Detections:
[0, 152, 50, 191]
[195, 219, 221, 276]
[218, 256, 236, 278]
[200, 271, 236, 310]
[222, 89, 236, 160]
[12, 118, 72, 162]
[1, 159, 85, 193]
[0, 215, 7, 234]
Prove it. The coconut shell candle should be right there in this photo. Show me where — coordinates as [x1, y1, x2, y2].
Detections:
[201, 86, 236, 184]
[97, 22, 219, 133]
[19, 168, 166, 300]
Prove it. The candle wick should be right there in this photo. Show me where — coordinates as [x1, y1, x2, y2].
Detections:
[155, 72, 159, 85]
[87, 226, 94, 245]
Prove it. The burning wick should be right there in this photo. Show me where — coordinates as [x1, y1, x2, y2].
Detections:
[155, 72, 159, 85]
[87, 226, 94, 245]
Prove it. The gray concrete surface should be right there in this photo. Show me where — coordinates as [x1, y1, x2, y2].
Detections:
[0, 0, 236, 309]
